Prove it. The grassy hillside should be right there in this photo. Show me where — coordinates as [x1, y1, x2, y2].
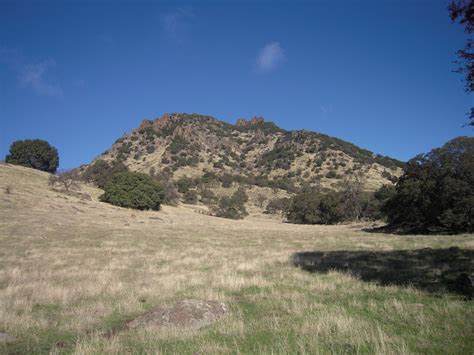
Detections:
[89, 113, 403, 192]
[0, 163, 473, 354]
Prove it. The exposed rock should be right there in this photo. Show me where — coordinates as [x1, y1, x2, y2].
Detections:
[126, 299, 227, 330]
[236, 116, 265, 126]
[139, 119, 154, 129]
[0, 332, 16, 343]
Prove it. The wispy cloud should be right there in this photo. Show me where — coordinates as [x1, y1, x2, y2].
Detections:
[320, 104, 334, 120]
[160, 7, 195, 42]
[256, 42, 285, 72]
[19, 59, 63, 98]
[1, 47, 63, 98]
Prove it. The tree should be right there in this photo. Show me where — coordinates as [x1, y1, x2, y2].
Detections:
[338, 173, 365, 221]
[5, 139, 59, 173]
[211, 189, 248, 219]
[152, 171, 179, 205]
[264, 197, 291, 215]
[83, 159, 128, 188]
[48, 170, 80, 192]
[449, 0, 474, 126]
[286, 187, 344, 225]
[99, 172, 164, 210]
[256, 194, 267, 208]
[383, 137, 474, 233]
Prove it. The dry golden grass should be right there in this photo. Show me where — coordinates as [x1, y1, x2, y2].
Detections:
[0, 163, 472, 354]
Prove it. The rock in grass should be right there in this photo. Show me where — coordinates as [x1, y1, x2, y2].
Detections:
[126, 299, 227, 330]
[0, 332, 16, 343]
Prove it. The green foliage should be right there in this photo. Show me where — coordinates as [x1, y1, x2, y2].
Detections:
[382, 137, 474, 233]
[83, 160, 128, 188]
[99, 172, 164, 210]
[146, 145, 155, 154]
[169, 136, 190, 155]
[286, 188, 344, 225]
[325, 170, 337, 179]
[212, 189, 249, 219]
[176, 176, 196, 193]
[265, 197, 291, 215]
[200, 188, 217, 204]
[5, 139, 59, 173]
[183, 190, 198, 204]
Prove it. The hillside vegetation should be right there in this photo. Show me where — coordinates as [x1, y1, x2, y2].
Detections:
[0, 163, 472, 354]
[87, 113, 403, 192]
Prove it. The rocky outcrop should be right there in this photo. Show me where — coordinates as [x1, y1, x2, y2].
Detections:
[126, 299, 228, 330]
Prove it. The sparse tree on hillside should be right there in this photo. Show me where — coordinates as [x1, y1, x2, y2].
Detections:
[5, 139, 59, 173]
[48, 170, 80, 192]
[256, 194, 267, 208]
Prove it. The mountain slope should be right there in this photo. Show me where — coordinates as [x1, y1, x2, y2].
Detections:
[89, 113, 403, 191]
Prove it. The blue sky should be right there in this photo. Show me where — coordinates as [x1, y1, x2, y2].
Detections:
[0, 0, 472, 169]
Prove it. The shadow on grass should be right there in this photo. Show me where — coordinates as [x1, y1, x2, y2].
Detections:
[292, 247, 473, 299]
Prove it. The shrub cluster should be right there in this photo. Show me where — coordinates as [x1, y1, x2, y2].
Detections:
[99, 172, 164, 210]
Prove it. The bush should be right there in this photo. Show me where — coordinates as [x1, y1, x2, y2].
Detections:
[264, 197, 291, 215]
[152, 172, 179, 205]
[99, 172, 164, 210]
[286, 188, 344, 224]
[5, 139, 59, 173]
[382, 137, 474, 233]
[200, 188, 217, 204]
[83, 159, 128, 188]
[211, 189, 248, 219]
[183, 190, 198, 204]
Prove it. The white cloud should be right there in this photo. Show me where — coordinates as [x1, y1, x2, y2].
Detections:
[160, 7, 195, 42]
[19, 59, 63, 98]
[256, 42, 285, 72]
[320, 104, 334, 120]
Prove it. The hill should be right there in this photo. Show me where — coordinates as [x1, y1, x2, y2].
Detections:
[85, 113, 403, 192]
[0, 163, 472, 353]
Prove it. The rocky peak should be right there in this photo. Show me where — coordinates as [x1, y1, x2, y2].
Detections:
[236, 116, 265, 127]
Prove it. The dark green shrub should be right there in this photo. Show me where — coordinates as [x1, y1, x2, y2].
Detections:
[382, 137, 474, 233]
[83, 160, 128, 188]
[5, 139, 59, 173]
[183, 190, 198, 204]
[265, 197, 291, 215]
[325, 170, 337, 179]
[211, 189, 248, 219]
[146, 145, 155, 154]
[286, 188, 344, 224]
[200, 189, 217, 204]
[176, 176, 195, 193]
[99, 172, 163, 210]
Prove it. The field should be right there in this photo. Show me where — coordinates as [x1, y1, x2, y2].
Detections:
[0, 163, 473, 354]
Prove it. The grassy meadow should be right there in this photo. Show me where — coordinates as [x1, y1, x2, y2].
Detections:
[0, 163, 473, 354]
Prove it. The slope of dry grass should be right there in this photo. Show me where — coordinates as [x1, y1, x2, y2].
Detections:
[0, 163, 473, 354]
